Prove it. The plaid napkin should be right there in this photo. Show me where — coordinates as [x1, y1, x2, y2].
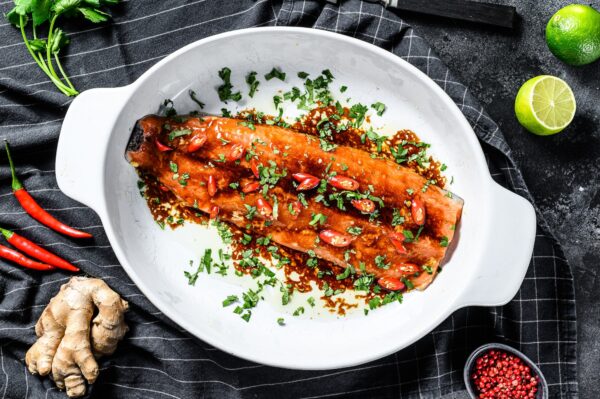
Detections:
[0, 1, 577, 398]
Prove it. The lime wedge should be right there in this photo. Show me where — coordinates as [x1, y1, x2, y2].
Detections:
[514, 75, 576, 136]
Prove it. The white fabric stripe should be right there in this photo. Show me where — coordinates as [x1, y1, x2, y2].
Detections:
[99, 383, 182, 399]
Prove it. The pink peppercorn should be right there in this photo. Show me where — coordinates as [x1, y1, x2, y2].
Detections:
[471, 349, 539, 399]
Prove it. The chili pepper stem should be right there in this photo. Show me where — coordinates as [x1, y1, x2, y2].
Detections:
[4, 141, 23, 191]
[0, 227, 13, 240]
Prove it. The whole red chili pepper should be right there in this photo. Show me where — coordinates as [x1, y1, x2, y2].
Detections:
[0, 244, 54, 271]
[4, 141, 92, 239]
[0, 227, 79, 272]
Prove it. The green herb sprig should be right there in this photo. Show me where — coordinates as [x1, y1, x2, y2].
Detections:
[6, 0, 120, 96]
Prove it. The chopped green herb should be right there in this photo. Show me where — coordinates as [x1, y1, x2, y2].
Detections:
[340, 85, 348, 93]
[189, 90, 205, 109]
[246, 71, 260, 97]
[346, 226, 362, 236]
[169, 161, 178, 173]
[265, 67, 286, 81]
[238, 120, 256, 130]
[309, 213, 327, 226]
[374, 255, 390, 269]
[307, 297, 316, 307]
[371, 101, 386, 116]
[293, 306, 305, 316]
[280, 284, 292, 305]
[349, 103, 368, 128]
[440, 236, 449, 247]
[422, 265, 433, 274]
[168, 128, 192, 141]
[297, 71, 309, 79]
[277, 317, 285, 326]
[336, 266, 354, 280]
[217, 67, 242, 102]
[222, 295, 238, 307]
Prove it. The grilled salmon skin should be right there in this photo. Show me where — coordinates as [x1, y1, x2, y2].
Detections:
[126, 115, 463, 290]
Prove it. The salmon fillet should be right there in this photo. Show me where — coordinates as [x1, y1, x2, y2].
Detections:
[126, 115, 463, 290]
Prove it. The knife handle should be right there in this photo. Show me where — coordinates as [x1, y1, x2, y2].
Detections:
[386, 0, 517, 29]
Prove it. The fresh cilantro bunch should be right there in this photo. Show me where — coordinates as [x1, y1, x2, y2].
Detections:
[5, 0, 119, 96]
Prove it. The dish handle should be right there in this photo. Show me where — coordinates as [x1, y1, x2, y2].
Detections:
[457, 182, 537, 307]
[55, 87, 129, 216]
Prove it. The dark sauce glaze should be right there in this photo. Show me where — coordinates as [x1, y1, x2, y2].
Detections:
[140, 107, 447, 315]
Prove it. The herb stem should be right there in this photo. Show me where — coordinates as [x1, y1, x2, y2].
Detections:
[54, 53, 77, 92]
[46, 16, 60, 84]
[19, 16, 73, 96]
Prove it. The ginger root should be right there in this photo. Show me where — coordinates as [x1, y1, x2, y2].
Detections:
[26, 277, 129, 397]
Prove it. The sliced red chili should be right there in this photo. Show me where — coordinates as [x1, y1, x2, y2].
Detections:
[207, 175, 217, 197]
[209, 205, 219, 219]
[351, 199, 375, 213]
[319, 229, 353, 247]
[328, 175, 359, 191]
[378, 277, 405, 291]
[0, 228, 78, 272]
[0, 244, 54, 271]
[187, 134, 207, 153]
[159, 185, 170, 192]
[390, 262, 420, 276]
[242, 181, 260, 193]
[155, 138, 173, 152]
[296, 177, 320, 191]
[411, 197, 426, 226]
[289, 201, 302, 219]
[257, 198, 273, 218]
[388, 233, 408, 254]
[292, 172, 318, 183]
[226, 144, 245, 161]
[250, 159, 260, 178]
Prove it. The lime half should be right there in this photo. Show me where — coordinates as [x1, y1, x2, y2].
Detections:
[514, 75, 576, 136]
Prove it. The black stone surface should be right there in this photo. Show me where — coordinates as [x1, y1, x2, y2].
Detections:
[400, 1, 599, 397]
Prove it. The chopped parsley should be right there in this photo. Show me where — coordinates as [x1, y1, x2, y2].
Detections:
[371, 101, 386, 116]
[346, 226, 362, 236]
[188, 90, 205, 109]
[336, 265, 354, 280]
[349, 103, 368, 128]
[246, 71, 260, 97]
[440, 236, 449, 247]
[168, 128, 191, 141]
[293, 306, 305, 316]
[309, 213, 327, 226]
[217, 67, 242, 102]
[422, 265, 434, 274]
[265, 67, 286, 81]
[169, 161, 178, 173]
[374, 255, 390, 269]
[222, 295, 238, 307]
[277, 317, 285, 326]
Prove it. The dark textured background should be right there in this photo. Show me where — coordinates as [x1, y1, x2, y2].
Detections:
[399, 0, 599, 397]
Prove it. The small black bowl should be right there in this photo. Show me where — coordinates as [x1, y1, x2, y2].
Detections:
[463, 343, 549, 399]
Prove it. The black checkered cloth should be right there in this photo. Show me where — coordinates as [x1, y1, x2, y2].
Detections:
[0, 1, 577, 398]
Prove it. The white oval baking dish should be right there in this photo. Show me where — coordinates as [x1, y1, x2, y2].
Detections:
[55, 27, 536, 370]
